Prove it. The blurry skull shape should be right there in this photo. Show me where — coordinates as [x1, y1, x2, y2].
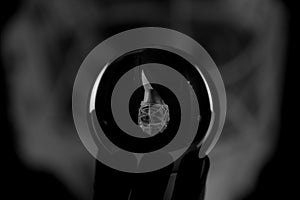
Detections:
[1, 0, 287, 200]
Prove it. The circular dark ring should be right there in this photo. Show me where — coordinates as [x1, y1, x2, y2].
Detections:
[95, 48, 211, 153]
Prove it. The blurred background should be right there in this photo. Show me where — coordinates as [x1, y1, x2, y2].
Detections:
[0, 0, 295, 200]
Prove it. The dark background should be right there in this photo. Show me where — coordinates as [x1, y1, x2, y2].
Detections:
[1, 2, 83, 199]
[242, 1, 296, 199]
[1, 0, 296, 199]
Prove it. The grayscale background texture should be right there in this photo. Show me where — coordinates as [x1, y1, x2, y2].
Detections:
[1, 0, 295, 200]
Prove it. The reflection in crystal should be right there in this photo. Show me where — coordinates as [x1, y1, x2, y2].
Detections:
[138, 70, 170, 136]
[138, 103, 170, 136]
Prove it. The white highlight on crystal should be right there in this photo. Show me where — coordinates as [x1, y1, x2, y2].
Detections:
[89, 63, 109, 112]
